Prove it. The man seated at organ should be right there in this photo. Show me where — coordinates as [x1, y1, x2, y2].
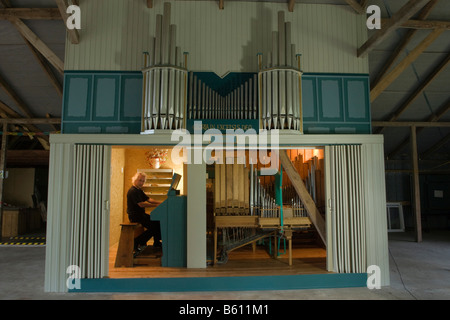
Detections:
[127, 172, 162, 255]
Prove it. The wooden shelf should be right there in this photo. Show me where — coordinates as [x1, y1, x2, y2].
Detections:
[137, 168, 173, 206]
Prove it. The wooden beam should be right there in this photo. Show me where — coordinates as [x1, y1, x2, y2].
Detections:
[8, 17, 64, 74]
[370, 27, 445, 102]
[0, 0, 11, 8]
[21, 35, 63, 97]
[46, 113, 60, 131]
[345, 0, 365, 14]
[420, 132, 450, 158]
[147, 0, 153, 9]
[0, 72, 34, 118]
[288, 0, 295, 13]
[387, 97, 450, 158]
[357, 0, 431, 58]
[219, 0, 224, 10]
[6, 150, 50, 166]
[0, 8, 62, 20]
[383, 18, 450, 30]
[54, 0, 80, 44]
[371, 0, 440, 90]
[277, 150, 326, 245]
[0, 99, 24, 119]
[410, 126, 422, 242]
[375, 52, 450, 134]
[372, 121, 450, 127]
[0, 83, 51, 150]
[0, 118, 61, 125]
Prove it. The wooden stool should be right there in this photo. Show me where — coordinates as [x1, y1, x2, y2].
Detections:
[114, 223, 139, 268]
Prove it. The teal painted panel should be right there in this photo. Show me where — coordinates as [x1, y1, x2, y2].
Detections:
[303, 123, 371, 134]
[63, 75, 91, 121]
[301, 77, 317, 121]
[318, 78, 343, 122]
[62, 122, 141, 134]
[93, 75, 119, 121]
[152, 192, 187, 267]
[303, 73, 370, 134]
[121, 75, 143, 120]
[62, 71, 142, 134]
[70, 273, 368, 293]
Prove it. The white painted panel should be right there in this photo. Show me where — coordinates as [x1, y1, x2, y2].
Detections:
[328, 145, 368, 274]
[186, 160, 207, 268]
[65, 0, 369, 74]
[45, 143, 111, 292]
[362, 142, 390, 286]
[45, 143, 74, 292]
[70, 145, 110, 279]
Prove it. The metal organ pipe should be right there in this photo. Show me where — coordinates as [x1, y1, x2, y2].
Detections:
[141, 3, 188, 132]
[186, 73, 259, 122]
[258, 11, 303, 132]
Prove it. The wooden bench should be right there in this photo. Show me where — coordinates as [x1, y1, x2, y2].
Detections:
[114, 223, 140, 268]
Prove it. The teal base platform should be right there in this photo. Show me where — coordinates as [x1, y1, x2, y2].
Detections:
[69, 273, 367, 293]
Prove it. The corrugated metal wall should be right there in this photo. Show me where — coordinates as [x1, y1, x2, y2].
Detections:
[65, 0, 368, 75]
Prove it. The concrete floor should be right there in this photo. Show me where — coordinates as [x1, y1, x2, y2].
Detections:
[1, 230, 449, 300]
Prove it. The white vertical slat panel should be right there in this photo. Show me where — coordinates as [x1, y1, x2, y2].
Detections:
[45, 143, 74, 292]
[324, 146, 333, 272]
[65, 1, 368, 74]
[329, 145, 367, 274]
[69, 145, 110, 280]
[362, 143, 390, 286]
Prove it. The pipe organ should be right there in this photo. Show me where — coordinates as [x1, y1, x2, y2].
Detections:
[142, 4, 303, 132]
[212, 154, 319, 265]
[187, 73, 259, 121]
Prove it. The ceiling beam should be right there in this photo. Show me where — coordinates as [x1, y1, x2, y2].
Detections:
[0, 8, 62, 20]
[345, 0, 366, 14]
[54, 0, 80, 44]
[357, 0, 431, 58]
[375, 52, 450, 134]
[370, 27, 445, 102]
[21, 35, 63, 97]
[386, 18, 450, 30]
[421, 132, 450, 158]
[0, 118, 61, 125]
[7, 17, 64, 75]
[0, 72, 34, 118]
[387, 97, 450, 158]
[0, 78, 51, 150]
[372, 121, 450, 127]
[371, 0, 440, 90]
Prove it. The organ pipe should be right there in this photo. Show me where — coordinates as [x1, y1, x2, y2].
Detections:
[258, 11, 303, 132]
[142, 3, 188, 132]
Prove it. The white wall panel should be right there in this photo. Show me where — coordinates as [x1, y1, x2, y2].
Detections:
[325, 142, 389, 285]
[45, 143, 74, 292]
[45, 142, 111, 292]
[361, 142, 390, 286]
[65, 0, 369, 74]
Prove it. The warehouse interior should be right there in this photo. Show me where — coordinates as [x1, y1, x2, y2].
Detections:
[0, 0, 449, 299]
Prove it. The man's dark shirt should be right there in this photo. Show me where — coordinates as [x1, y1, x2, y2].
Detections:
[127, 186, 149, 218]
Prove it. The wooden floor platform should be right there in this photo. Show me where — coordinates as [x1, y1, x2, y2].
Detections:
[108, 242, 328, 279]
